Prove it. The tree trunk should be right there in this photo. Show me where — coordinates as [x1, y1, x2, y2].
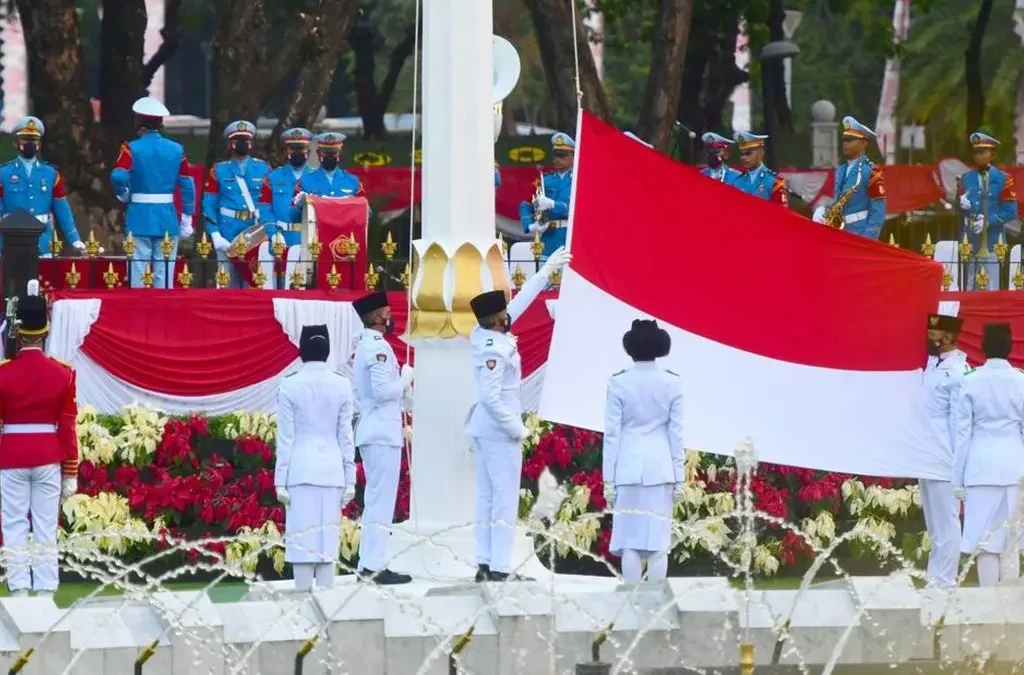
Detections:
[636, 0, 694, 152]
[99, 0, 147, 158]
[267, 0, 360, 150]
[350, 15, 417, 141]
[702, 21, 748, 133]
[142, 0, 183, 90]
[965, 0, 995, 135]
[767, 0, 793, 131]
[524, 0, 612, 133]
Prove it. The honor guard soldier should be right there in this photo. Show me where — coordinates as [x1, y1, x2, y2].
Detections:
[700, 132, 741, 185]
[275, 324, 356, 592]
[111, 97, 197, 289]
[257, 127, 313, 288]
[350, 291, 414, 585]
[0, 117, 85, 258]
[203, 120, 271, 288]
[517, 132, 574, 259]
[732, 131, 788, 206]
[290, 132, 366, 218]
[0, 280, 79, 597]
[920, 309, 969, 588]
[956, 131, 1018, 290]
[812, 116, 886, 239]
[466, 247, 571, 582]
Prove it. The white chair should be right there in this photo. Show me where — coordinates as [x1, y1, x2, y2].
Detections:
[1010, 244, 1022, 289]
[508, 241, 540, 286]
[933, 240, 960, 291]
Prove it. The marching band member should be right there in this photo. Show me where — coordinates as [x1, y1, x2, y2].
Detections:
[732, 131, 788, 206]
[812, 116, 886, 239]
[518, 133, 574, 259]
[466, 246, 572, 582]
[203, 120, 271, 288]
[111, 97, 196, 289]
[602, 319, 684, 585]
[291, 132, 366, 216]
[0, 117, 85, 258]
[351, 291, 414, 585]
[956, 132, 1018, 290]
[699, 132, 741, 185]
[952, 323, 1024, 586]
[0, 280, 79, 597]
[275, 325, 356, 592]
[920, 309, 969, 588]
[257, 127, 314, 289]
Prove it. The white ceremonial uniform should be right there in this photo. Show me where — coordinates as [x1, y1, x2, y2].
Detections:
[275, 362, 356, 564]
[465, 270, 552, 574]
[919, 349, 969, 587]
[603, 363, 685, 556]
[952, 359, 1024, 554]
[351, 328, 404, 571]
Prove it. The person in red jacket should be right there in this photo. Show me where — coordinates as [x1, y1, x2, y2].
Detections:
[0, 279, 79, 597]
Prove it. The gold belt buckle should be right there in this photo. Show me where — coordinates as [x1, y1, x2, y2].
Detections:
[237, 209, 251, 221]
[287, 222, 302, 232]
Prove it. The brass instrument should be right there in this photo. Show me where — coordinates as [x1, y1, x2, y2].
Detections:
[823, 163, 862, 230]
[531, 169, 547, 224]
[979, 170, 991, 257]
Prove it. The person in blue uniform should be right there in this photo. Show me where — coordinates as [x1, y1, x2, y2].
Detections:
[732, 131, 788, 206]
[257, 128, 313, 289]
[203, 120, 271, 288]
[812, 116, 886, 239]
[700, 132, 741, 185]
[956, 131, 1018, 290]
[0, 117, 85, 258]
[517, 132, 574, 259]
[111, 97, 196, 289]
[290, 132, 366, 221]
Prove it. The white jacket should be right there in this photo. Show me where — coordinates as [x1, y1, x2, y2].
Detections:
[952, 359, 1024, 488]
[602, 363, 685, 487]
[351, 328, 403, 447]
[922, 349, 970, 462]
[274, 362, 356, 489]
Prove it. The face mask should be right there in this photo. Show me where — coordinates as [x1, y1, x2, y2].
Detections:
[926, 339, 942, 356]
[706, 152, 722, 168]
[288, 151, 307, 167]
[321, 155, 339, 170]
[19, 143, 37, 160]
[501, 315, 512, 332]
[383, 317, 395, 335]
[232, 140, 251, 156]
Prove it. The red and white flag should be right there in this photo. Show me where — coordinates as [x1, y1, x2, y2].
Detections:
[540, 112, 948, 479]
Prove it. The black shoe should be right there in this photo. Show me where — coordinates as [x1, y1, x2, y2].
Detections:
[359, 568, 412, 585]
[486, 571, 533, 582]
[475, 564, 490, 582]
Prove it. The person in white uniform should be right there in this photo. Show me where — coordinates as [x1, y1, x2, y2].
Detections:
[920, 310, 970, 588]
[602, 320, 685, 584]
[952, 322, 1024, 586]
[351, 291, 414, 585]
[275, 324, 356, 591]
[466, 247, 571, 582]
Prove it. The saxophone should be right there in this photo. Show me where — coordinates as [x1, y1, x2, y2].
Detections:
[823, 163, 863, 230]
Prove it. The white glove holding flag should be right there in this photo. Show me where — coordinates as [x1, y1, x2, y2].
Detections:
[343, 484, 356, 505]
[72, 240, 87, 252]
[61, 477, 77, 500]
[179, 214, 194, 239]
[954, 487, 966, 502]
[812, 206, 827, 224]
[536, 196, 555, 211]
[292, 191, 307, 207]
[211, 232, 232, 253]
[400, 364, 414, 390]
[972, 214, 985, 234]
[603, 482, 616, 508]
[529, 221, 549, 235]
[959, 194, 972, 211]
[541, 246, 572, 276]
[276, 486, 290, 506]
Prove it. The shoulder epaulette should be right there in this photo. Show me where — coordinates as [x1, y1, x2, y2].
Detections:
[665, 369, 680, 377]
[372, 334, 383, 341]
[611, 369, 626, 377]
[48, 356, 73, 370]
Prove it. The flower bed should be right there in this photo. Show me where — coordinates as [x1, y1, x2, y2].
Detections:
[47, 406, 927, 580]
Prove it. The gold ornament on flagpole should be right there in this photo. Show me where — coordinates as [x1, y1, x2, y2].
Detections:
[549, 268, 562, 289]
[290, 267, 305, 290]
[326, 264, 341, 290]
[102, 263, 119, 289]
[160, 232, 174, 260]
[345, 234, 360, 260]
[308, 233, 323, 259]
[364, 265, 380, 290]
[196, 232, 212, 259]
[49, 236, 63, 257]
[958, 233, 973, 260]
[888, 233, 898, 247]
[920, 232, 935, 258]
[399, 263, 411, 289]
[272, 233, 286, 260]
[1014, 260, 1024, 291]
[975, 265, 990, 291]
[995, 232, 1009, 264]
[511, 263, 525, 290]
[530, 232, 543, 260]
[498, 232, 509, 256]
[381, 232, 397, 261]
[65, 263, 81, 289]
[86, 231, 100, 258]
[231, 234, 247, 259]
[176, 264, 194, 289]
[252, 267, 267, 289]
[739, 643, 754, 675]
[142, 264, 155, 289]
[215, 264, 230, 289]
[942, 266, 953, 292]
[123, 232, 136, 259]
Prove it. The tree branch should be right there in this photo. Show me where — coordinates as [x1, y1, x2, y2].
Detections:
[376, 19, 418, 114]
[141, 0, 183, 88]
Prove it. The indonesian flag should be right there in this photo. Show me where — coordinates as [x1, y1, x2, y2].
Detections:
[540, 112, 948, 480]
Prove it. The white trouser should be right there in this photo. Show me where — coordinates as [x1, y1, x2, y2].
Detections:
[130, 235, 179, 289]
[1, 464, 61, 592]
[473, 438, 523, 574]
[920, 478, 961, 587]
[357, 444, 402, 571]
[293, 563, 335, 591]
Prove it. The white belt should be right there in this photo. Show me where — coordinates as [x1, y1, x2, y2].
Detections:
[3, 424, 57, 434]
[844, 210, 868, 224]
[131, 193, 174, 204]
[221, 207, 255, 221]
[548, 220, 568, 230]
[276, 221, 302, 232]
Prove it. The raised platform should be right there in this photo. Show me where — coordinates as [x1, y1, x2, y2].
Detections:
[3, 574, 1023, 674]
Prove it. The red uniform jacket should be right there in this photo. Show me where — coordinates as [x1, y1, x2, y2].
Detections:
[0, 348, 79, 476]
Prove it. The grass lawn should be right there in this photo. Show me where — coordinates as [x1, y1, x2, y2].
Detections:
[0, 581, 250, 608]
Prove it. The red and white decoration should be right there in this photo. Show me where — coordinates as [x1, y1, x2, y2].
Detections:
[47, 290, 554, 415]
[541, 112, 949, 481]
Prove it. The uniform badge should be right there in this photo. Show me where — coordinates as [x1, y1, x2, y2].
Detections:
[10, 175, 18, 184]
[376, 353, 387, 363]
[929, 316, 939, 327]
[41, 179, 47, 192]
[486, 359, 497, 370]
[485, 338, 493, 346]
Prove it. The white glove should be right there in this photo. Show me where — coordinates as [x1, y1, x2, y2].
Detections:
[515, 423, 529, 442]
[812, 206, 827, 224]
[540, 246, 572, 275]
[71, 240, 86, 252]
[292, 191, 307, 207]
[211, 232, 232, 253]
[528, 221, 549, 235]
[179, 214, 194, 239]
[972, 214, 985, 234]
[959, 194, 972, 211]
[61, 477, 77, 499]
[603, 482, 616, 508]
[117, 191, 130, 204]
[276, 486, 290, 506]
[954, 487, 966, 502]
[536, 196, 555, 211]
[673, 483, 686, 504]
[343, 484, 356, 505]
[400, 364, 414, 390]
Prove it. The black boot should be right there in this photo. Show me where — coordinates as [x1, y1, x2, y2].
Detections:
[359, 568, 412, 585]
[486, 571, 533, 582]
[475, 564, 490, 582]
